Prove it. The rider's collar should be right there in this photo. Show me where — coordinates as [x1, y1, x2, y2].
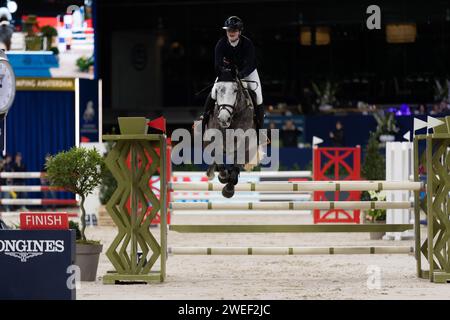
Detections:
[229, 38, 240, 47]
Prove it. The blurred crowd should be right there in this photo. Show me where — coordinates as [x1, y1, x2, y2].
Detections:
[0, 152, 27, 212]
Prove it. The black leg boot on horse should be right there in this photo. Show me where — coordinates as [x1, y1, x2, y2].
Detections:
[222, 165, 241, 198]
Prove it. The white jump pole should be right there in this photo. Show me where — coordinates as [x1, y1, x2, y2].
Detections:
[172, 171, 312, 178]
[169, 201, 414, 211]
[385, 142, 415, 240]
[172, 193, 311, 201]
[170, 181, 422, 192]
[0, 172, 45, 179]
[0, 186, 64, 192]
[168, 246, 414, 255]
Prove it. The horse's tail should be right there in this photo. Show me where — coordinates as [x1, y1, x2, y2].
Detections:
[244, 144, 266, 171]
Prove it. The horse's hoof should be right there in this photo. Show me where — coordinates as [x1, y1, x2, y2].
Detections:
[218, 170, 230, 184]
[222, 183, 235, 198]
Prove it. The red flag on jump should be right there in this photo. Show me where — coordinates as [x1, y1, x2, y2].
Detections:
[147, 116, 166, 133]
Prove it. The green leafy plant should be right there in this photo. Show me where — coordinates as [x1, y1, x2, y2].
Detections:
[49, 46, 59, 55]
[76, 56, 94, 72]
[45, 147, 105, 242]
[362, 132, 386, 181]
[40, 25, 58, 51]
[362, 133, 386, 222]
[99, 141, 117, 205]
[69, 220, 82, 241]
[365, 190, 386, 222]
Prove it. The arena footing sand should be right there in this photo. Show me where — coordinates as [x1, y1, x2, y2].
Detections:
[77, 214, 450, 300]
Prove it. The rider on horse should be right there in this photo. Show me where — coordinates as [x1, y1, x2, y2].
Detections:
[201, 16, 265, 133]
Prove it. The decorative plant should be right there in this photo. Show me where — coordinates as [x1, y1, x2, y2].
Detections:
[361, 133, 386, 222]
[24, 15, 42, 51]
[311, 80, 339, 108]
[99, 141, 117, 205]
[362, 132, 386, 181]
[76, 56, 94, 72]
[40, 25, 58, 51]
[45, 147, 105, 242]
[365, 190, 387, 222]
[69, 220, 82, 240]
[49, 47, 59, 55]
[433, 79, 449, 103]
[373, 111, 399, 139]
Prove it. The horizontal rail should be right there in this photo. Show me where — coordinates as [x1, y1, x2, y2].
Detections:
[172, 171, 312, 178]
[0, 199, 78, 206]
[171, 210, 311, 216]
[170, 181, 422, 192]
[169, 224, 414, 233]
[169, 201, 414, 210]
[0, 186, 64, 192]
[168, 246, 414, 255]
[171, 194, 312, 201]
[0, 172, 46, 179]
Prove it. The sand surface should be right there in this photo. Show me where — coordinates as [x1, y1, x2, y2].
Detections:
[72, 213, 450, 300]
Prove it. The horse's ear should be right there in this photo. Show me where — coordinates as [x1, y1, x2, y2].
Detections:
[211, 83, 217, 100]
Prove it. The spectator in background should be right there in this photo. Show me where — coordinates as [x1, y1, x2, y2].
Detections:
[12, 152, 27, 211]
[1, 154, 13, 212]
[281, 119, 302, 147]
[301, 87, 314, 115]
[0, 157, 8, 212]
[329, 121, 345, 147]
[267, 121, 277, 144]
[414, 104, 427, 115]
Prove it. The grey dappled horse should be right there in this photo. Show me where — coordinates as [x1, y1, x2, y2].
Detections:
[205, 76, 261, 198]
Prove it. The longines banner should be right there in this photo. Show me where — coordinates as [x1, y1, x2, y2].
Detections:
[0, 230, 76, 300]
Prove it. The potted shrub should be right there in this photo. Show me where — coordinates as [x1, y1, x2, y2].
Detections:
[45, 147, 105, 281]
[40, 25, 58, 51]
[364, 190, 387, 240]
[98, 141, 117, 226]
[362, 133, 386, 239]
[76, 56, 94, 72]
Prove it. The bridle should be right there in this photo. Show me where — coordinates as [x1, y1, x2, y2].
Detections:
[216, 77, 259, 122]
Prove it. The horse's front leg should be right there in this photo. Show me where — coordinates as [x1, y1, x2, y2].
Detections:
[221, 165, 241, 198]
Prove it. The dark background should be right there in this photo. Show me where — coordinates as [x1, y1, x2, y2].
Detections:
[93, 0, 449, 126]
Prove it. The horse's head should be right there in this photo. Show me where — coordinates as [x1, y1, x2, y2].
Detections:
[212, 81, 239, 128]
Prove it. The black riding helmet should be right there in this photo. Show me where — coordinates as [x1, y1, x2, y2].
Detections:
[222, 16, 243, 31]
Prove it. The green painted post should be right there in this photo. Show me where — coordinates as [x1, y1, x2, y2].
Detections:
[413, 136, 422, 279]
[102, 117, 167, 284]
[426, 135, 434, 282]
[159, 135, 167, 282]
